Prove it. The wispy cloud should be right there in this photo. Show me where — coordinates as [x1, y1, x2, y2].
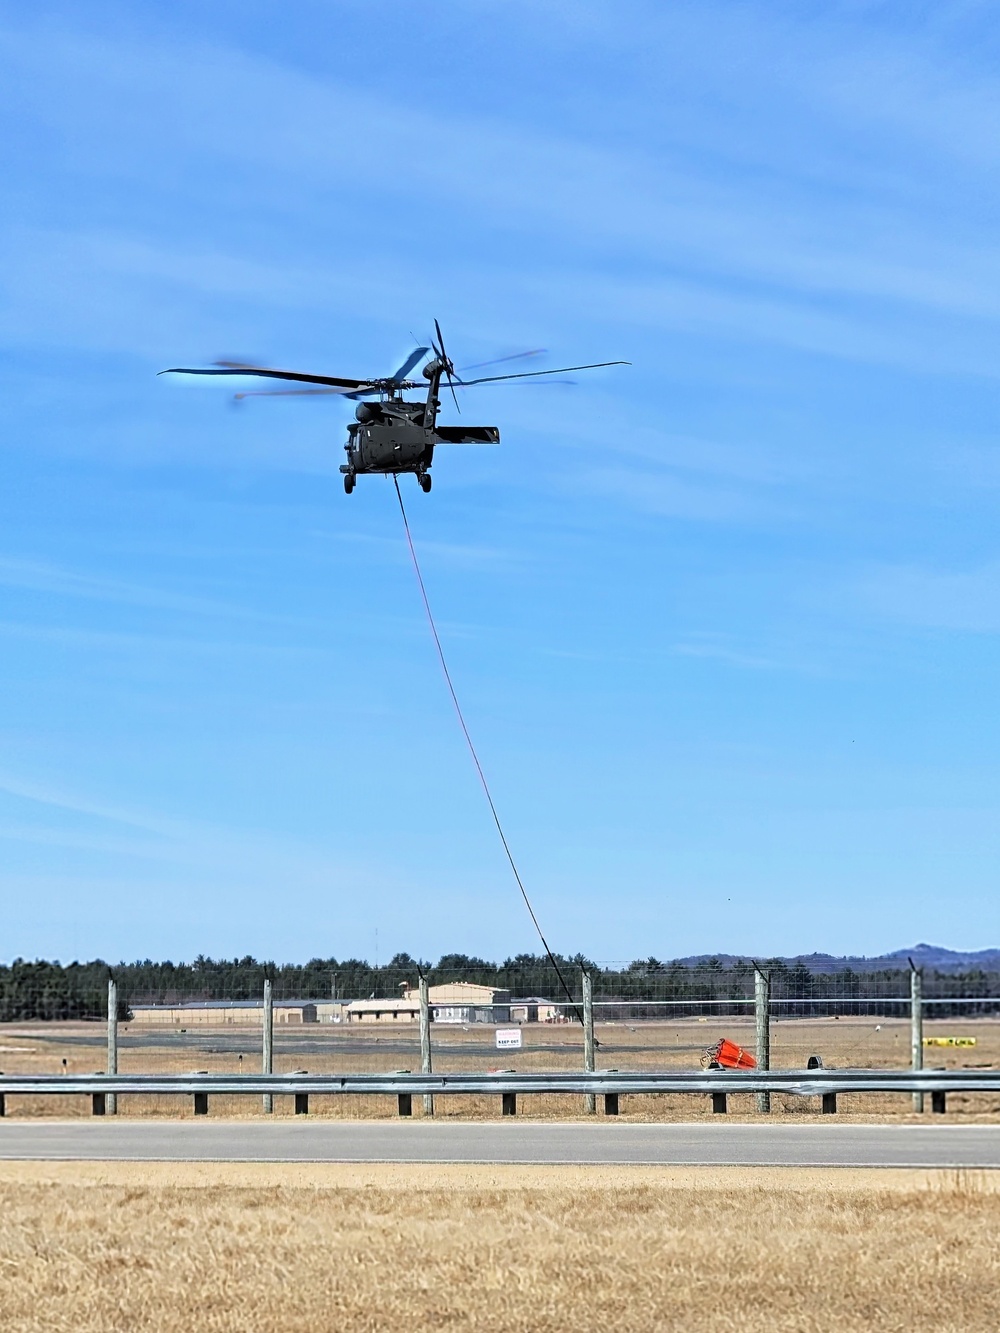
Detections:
[0, 554, 304, 626]
[0, 769, 384, 890]
[669, 639, 795, 673]
[4, 16, 1000, 377]
[574, 465, 790, 524]
[861, 559, 1000, 632]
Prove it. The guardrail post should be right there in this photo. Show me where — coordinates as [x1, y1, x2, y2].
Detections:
[604, 1093, 619, 1116]
[92, 1077, 106, 1116]
[711, 1092, 727, 1114]
[807, 1053, 835, 1111]
[194, 1090, 209, 1116]
[583, 970, 596, 1115]
[419, 975, 433, 1117]
[911, 966, 923, 1113]
[0, 1071, 4, 1118]
[397, 1093, 412, 1117]
[932, 1089, 947, 1114]
[294, 1070, 308, 1115]
[502, 1092, 517, 1116]
[262, 977, 274, 1115]
[106, 976, 118, 1116]
[754, 966, 770, 1114]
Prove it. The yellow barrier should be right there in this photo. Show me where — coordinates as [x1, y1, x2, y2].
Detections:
[923, 1036, 977, 1047]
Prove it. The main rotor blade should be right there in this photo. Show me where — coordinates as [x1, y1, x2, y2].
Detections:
[453, 360, 630, 387]
[390, 346, 431, 382]
[457, 377, 577, 388]
[456, 349, 545, 372]
[159, 366, 376, 389]
[232, 388, 354, 400]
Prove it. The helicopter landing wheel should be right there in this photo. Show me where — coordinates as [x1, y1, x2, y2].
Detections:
[344, 472, 356, 494]
[419, 473, 432, 493]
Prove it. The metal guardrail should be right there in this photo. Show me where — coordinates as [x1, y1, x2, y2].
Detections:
[590, 998, 1000, 1008]
[2, 1069, 999, 1096]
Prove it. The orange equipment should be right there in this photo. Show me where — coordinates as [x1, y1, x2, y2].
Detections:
[709, 1038, 756, 1070]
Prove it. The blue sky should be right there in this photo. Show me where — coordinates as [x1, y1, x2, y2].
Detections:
[2, 1, 1000, 965]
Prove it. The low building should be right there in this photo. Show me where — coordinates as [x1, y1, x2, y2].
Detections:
[344, 982, 511, 1025]
[343, 998, 420, 1024]
[509, 997, 562, 1023]
[129, 999, 319, 1026]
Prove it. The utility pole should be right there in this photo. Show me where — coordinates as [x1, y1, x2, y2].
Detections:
[911, 963, 923, 1114]
[754, 966, 770, 1114]
[583, 969, 596, 1115]
[419, 974, 433, 1116]
[262, 975, 274, 1114]
[106, 974, 118, 1116]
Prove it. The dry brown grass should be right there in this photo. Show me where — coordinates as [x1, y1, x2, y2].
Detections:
[1, 1162, 998, 1331]
[2, 1016, 999, 1121]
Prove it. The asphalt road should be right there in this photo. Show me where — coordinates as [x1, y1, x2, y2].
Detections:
[1, 1121, 999, 1166]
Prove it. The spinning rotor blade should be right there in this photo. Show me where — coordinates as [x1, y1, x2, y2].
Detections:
[433, 318, 461, 415]
[460, 377, 577, 387]
[456, 349, 545, 373]
[232, 387, 353, 401]
[390, 346, 431, 382]
[159, 365, 377, 390]
[453, 360, 630, 387]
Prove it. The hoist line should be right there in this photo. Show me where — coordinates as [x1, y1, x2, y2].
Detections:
[392, 475, 583, 1026]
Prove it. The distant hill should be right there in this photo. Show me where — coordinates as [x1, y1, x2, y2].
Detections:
[673, 944, 1000, 974]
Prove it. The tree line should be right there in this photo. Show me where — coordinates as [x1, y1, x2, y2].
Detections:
[2, 952, 1000, 1021]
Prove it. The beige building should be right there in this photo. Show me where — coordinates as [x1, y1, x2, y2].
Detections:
[129, 986, 520, 1028]
[129, 1000, 320, 1026]
[345, 982, 511, 1025]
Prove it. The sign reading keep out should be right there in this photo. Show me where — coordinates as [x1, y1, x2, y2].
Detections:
[495, 1028, 523, 1050]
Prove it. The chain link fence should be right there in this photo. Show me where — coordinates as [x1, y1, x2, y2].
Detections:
[2, 954, 999, 1119]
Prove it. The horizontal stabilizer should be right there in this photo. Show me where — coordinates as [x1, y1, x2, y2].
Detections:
[435, 425, 500, 445]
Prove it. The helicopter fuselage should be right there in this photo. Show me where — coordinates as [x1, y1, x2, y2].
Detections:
[345, 399, 433, 474]
[340, 386, 499, 493]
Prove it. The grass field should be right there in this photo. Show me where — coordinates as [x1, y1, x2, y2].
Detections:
[1, 1162, 998, 1331]
[1, 1015, 998, 1120]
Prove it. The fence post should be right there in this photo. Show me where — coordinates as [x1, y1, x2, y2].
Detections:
[262, 976, 274, 1114]
[106, 975, 118, 1117]
[419, 975, 433, 1117]
[911, 966, 923, 1114]
[754, 966, 770, 1114]
[583, 970, 596, 1115]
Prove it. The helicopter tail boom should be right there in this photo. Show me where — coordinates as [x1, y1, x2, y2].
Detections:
[434, 425, 500, 445]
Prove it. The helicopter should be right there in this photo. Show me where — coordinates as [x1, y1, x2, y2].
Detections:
[161, 321, 628, 493]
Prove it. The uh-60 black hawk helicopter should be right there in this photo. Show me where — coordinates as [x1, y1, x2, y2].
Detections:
[161, 321, 628, 493]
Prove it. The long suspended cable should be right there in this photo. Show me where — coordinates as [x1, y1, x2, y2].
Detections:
[393, 476, 582, 1024]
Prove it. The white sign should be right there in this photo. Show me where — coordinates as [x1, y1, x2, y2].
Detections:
[495, 1028, 523, 1050]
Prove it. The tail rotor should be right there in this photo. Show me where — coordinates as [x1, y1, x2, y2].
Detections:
[432, 318, 462, 415]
